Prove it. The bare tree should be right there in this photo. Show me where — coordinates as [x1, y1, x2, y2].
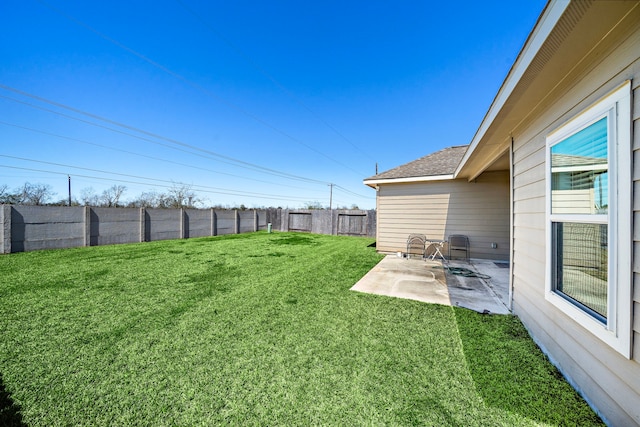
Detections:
[0, 184, 20, 204]
[166, 183, 199, 208]
[128, 190, 164, 208]
[0, 184, 11, 204]
[19, 182, 55, 205]
[100, 185, 127, 207]
[305, 201, 325, 210]
[80, 187, 100, 206]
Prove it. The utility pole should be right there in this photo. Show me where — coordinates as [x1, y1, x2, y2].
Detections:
[328, 183, 333, 210]
[68, 175, 72, 206]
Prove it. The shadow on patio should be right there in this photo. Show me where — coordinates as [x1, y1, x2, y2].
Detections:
[351, 255, 510, 314]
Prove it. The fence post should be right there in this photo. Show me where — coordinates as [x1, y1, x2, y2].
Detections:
[1, 205, 11, 254]
[180, 208, 185, 239]
[254, 209, 258, 232]
[235, 209, 239, 234]
[84, 206, 91, 246]
[283, 209, 289, 232]
[139, 208, 146, 242]
[210, 208, 216, 236]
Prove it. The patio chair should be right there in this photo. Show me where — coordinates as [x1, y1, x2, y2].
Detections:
[448, 234, 470, 261]
[406, 234, 427, 260]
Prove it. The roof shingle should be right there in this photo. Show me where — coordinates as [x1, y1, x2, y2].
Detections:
[365, 145, 468, 181]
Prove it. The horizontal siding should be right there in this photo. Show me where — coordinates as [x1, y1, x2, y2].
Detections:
[511, 18, 640, 425]
[633, 75, 640, 366]
[376, 171, 509, 260]
[634, 77, 640, 416]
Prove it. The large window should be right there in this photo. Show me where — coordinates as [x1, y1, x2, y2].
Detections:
[545, 82, 631, 358]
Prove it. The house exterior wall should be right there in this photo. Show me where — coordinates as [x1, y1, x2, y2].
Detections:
[510, 21, 640, 426]
[375, 170, 510, 260]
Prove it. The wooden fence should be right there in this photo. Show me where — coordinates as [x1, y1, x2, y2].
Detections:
[0, 205, 375, 254]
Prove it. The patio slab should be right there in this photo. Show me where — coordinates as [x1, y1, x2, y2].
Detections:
[351, 255, 510, 314]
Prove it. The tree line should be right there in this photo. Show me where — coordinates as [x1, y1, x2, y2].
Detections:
[0, 182, 358, 210]
[0, 182, 202, 208]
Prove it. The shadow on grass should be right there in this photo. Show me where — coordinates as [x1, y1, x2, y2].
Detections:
[271, 234, 317, 245]
[453, 308, 604, 426]
[0, 374, 26, 427]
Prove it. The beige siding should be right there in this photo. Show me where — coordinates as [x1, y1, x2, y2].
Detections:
[376, 170, 509, 260]
[511, 22, 640, 426]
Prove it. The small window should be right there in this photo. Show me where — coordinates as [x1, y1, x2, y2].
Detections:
[545, 82, 631, 358]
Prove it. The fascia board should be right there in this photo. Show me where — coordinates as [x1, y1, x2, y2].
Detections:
[363, 174, 455, 187]
[454, 0, 569, 178]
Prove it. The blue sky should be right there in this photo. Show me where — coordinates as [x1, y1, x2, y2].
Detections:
[1, 0, 547, 209]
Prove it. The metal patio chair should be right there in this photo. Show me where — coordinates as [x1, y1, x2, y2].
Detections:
[448, 234, 470, 261]
[406, 234, 427, 260]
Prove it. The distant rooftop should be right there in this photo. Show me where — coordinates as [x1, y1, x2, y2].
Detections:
[365, 145, 468, 181]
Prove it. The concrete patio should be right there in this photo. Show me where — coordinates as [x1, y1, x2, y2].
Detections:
[351, 255, 510, 314]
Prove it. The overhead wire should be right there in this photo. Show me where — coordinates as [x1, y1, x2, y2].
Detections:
[0, 87, 328, 185]
[0, 158, 315, 202]
[174, 0, 377, 163]
[34, 0, 369, 178]
[0, 120, 326, 193]
[0, 164, 312, 203]
[333, 184, 374, 199]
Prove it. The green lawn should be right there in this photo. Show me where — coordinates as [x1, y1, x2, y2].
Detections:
[0, 232, 602, 426]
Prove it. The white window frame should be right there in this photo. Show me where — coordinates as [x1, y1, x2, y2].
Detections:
[545, 81, 632, 358]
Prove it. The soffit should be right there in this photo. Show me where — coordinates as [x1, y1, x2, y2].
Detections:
[457, 0, 639, 180]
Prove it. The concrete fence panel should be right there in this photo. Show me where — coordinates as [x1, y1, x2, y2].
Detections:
[238, 210, 255, 234]
[11, 205, 85, 252]
[184, 209, 210, 239]
[0, 205, 376, 254]
[215, 210, 236, 235]
[91, 207, 140, 246]
[146, 209, 181, 242]
[256, 210, 266, 231]
[265, 208, 280, 231]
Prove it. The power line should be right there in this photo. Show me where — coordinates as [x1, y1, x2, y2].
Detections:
[34, 0, 369, 177]
[333, 184, 373, 199]
[0, 87, 328, 185]
[0, 155, 315, 201]
[175, 0, 376, 163]
[0, 120, 325, 193]
[0, 164, 313, 202]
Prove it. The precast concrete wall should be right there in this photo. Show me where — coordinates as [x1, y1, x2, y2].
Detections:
[256, 210, 269, 231]
[184, 209, 210, 238]
[238, 210, 255, 234]
[11, 205, 86, 252]
[90, 207, 140, 246]
[0, 205, 375, 254]
[145, 209, 181, 242]
[214, 210, 236, 235]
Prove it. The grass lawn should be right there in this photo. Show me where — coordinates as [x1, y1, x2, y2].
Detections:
[0, 232, 602, 426]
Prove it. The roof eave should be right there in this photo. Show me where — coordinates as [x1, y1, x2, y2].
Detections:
[363, 174, 456, 187]
[454, 0, 568, 179]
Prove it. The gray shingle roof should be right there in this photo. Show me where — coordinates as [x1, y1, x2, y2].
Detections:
[365, 145, 468, 181]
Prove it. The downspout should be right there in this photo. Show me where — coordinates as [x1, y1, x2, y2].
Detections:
[509, 136, 515, 311]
